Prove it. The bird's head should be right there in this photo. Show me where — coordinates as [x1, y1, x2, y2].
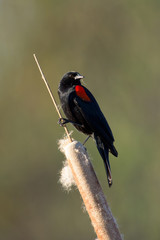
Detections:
[59, 71, 84, 91]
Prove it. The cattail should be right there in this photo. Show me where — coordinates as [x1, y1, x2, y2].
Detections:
[34, 54, 123, 240]
[59, 138, 123, 240]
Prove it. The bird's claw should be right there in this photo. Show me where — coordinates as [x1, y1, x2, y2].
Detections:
[58, 118, 68, 127]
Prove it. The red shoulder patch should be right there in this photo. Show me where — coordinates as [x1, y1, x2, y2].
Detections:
[75, 85, 91, 102]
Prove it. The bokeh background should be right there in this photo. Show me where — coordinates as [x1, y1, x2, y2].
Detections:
[1, 1, 160, 239]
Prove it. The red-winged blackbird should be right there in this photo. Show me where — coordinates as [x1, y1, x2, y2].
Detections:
[58, 71, 118, 187]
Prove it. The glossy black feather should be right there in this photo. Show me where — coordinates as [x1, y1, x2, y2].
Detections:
[58, 71, 118, 187]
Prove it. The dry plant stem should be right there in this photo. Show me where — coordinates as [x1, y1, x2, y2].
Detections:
[34, 54, 122, 239]
[33, 54, 72, 142]
[62, 140, 122, 240]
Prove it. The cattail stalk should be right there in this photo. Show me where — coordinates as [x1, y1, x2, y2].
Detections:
[59, 139, 123, 240]
[34, 54, 123, 240]
[33, 54, 72, 142]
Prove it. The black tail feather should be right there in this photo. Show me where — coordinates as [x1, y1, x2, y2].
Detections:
[94, 134, 112, 187]
[110, 145, 118, 157]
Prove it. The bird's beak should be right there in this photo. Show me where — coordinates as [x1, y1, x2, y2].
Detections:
[74, 75, 84, 80]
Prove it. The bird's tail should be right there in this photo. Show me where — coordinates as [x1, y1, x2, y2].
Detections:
[94, 134, 112, 187]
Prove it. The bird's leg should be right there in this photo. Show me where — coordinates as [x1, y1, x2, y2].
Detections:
[82, 135, 91, 145]
[58, 117, 83, 127]
[58, 118, 71, 126]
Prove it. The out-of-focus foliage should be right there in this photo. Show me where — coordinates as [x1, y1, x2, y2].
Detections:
[0, 0, 160, 239]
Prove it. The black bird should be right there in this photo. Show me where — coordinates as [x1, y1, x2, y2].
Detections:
[58, 71, 118, 187]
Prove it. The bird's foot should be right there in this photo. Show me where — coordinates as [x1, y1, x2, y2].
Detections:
[58, 118, 70, 127]
[58, 118, 83, 127]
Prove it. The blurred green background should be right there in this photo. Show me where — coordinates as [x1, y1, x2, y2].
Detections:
[1, 0, 160, 239]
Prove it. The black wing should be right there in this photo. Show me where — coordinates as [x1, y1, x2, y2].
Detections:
[71, 86, 115, 146]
